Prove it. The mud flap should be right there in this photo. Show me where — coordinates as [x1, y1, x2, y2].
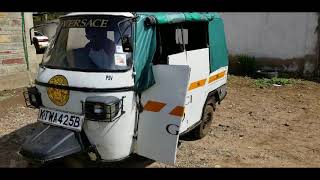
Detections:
[19, 124, 82, 163]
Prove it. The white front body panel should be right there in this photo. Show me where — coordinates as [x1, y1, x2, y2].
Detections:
[82, 91, 136, 160]
[37, 68, 134, 91]
[36, 67, 136, 160]
[136, 65, 190, 165]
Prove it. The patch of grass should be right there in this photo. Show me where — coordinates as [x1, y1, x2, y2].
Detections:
[254, 77, 295, 88]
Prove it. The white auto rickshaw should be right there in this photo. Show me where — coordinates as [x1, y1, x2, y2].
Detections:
[20, 12, 229, 166]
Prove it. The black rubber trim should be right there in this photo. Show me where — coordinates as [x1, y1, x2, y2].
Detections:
[35, 80, 134, 93]
[39, 64, 131, 73]
[179, 120, 202, 137]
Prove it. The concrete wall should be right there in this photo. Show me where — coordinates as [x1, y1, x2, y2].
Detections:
[24, 13, 40, 75]
[0, 12, 37, 91]
[220, 13, 319, 76]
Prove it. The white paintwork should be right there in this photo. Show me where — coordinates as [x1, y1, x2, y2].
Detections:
[136, 65, 191, 165]
[37, 68, 134, 91]
[180, 48, 210, 133]
[36, 67, 134, 114]
[36, 67, 136, 161]
[63, 12, 134, 18]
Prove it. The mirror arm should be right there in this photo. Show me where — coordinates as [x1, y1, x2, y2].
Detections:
[29, 26, 35, 45]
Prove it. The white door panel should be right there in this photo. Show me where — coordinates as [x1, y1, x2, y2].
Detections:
[136, 65, 190, 165]
[168, 52, 187, 65]
[186, 48, 210, 81]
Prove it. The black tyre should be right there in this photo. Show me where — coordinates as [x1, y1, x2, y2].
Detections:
[26, 161, 43, 168]
[63, 156, 85, 168]
[193, 102, 215, 139]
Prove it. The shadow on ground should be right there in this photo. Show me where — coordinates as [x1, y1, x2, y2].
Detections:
[0, 122, 41, 168]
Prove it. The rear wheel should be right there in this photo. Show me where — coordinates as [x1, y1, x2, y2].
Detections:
[192, 102, 215, 139]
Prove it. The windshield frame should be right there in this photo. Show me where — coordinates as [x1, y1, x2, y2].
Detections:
[40, 15, 134, 73]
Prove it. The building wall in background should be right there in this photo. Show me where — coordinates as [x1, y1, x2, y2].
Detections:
[221, 13, 319, 76]
[0, 12, 36, 91]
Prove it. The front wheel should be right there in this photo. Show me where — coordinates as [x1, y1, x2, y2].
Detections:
[193, 103, 215, 139]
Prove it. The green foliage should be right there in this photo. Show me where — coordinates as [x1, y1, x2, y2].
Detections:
[236, 54, 256, 76]
[254, 77, 295, 88]
[33, 12, 68, 25]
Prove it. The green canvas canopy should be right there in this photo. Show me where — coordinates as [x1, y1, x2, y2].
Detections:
[133, 12, 228, 93]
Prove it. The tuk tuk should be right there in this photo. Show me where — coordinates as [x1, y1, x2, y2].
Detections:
[20, 12, 229, 166]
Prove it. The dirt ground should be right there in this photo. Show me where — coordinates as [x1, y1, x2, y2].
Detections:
[0, 75, 320, 168]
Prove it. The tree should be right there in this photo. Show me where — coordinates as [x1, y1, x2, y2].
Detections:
[33, 12, 69, 25]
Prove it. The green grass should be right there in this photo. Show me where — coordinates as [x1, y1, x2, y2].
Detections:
[254, 77, 295, 88]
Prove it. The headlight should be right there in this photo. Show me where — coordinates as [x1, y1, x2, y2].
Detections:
[94, 104, 104, 114]
[23, 87, 42, 108]
[85, 96, 124, 122]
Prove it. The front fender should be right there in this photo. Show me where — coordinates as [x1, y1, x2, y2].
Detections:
[19, 124, 83, 163]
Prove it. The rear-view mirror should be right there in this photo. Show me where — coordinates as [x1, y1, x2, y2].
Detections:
[121, 35, 133, 52]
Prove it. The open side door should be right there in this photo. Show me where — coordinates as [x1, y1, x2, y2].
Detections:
[136, 64, 190, 165]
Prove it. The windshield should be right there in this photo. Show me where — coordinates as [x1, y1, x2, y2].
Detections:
[42, 16, 133, 72]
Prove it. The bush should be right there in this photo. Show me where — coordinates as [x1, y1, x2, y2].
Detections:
[236, 54, 257, 76]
